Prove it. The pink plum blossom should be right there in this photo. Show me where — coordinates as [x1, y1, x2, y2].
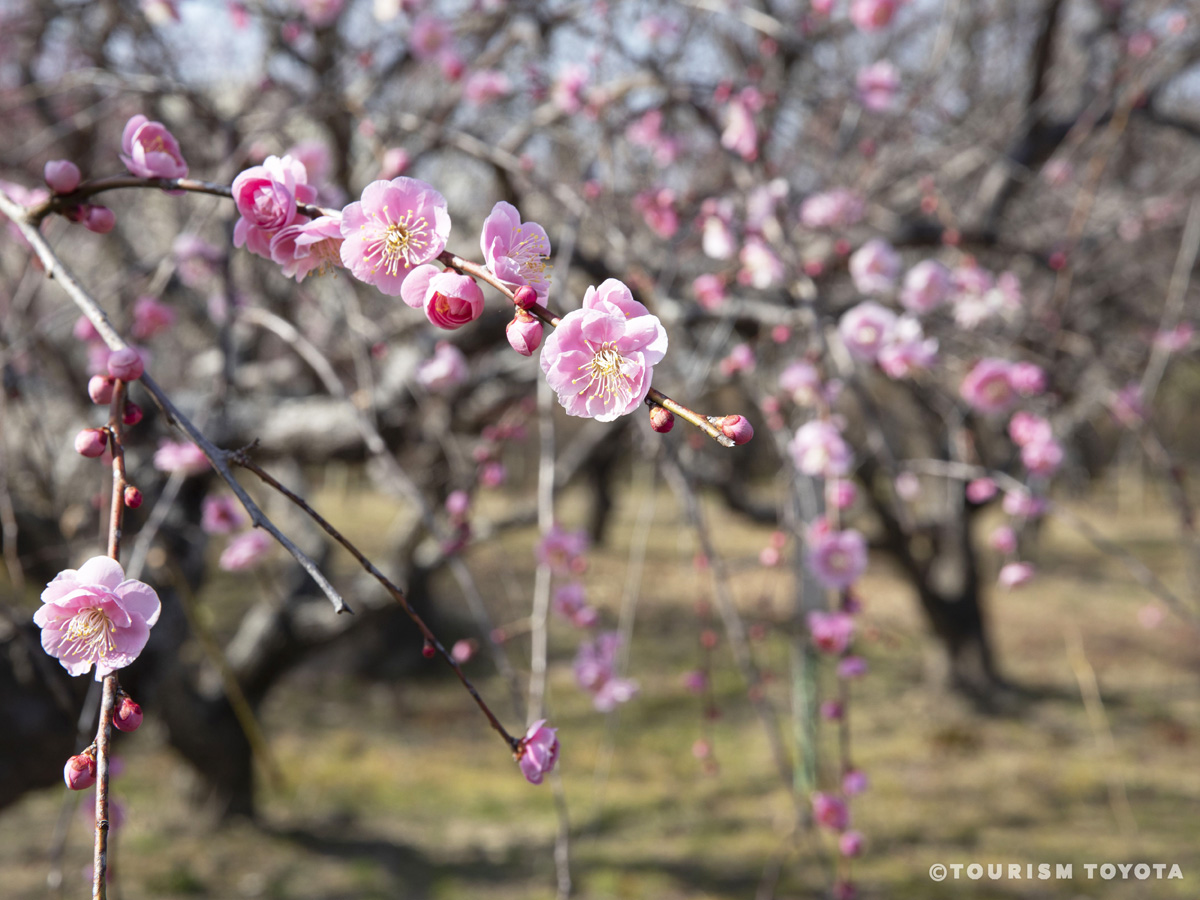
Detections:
[130, 297, 176, 340]
[839, 301, 897, 362]
[878, 316, 937, 378]
[998, 562, 1034, 589]
[120, 115, 188, 180]
[516, 719, 559, 785]
[379, 147, 410, 180]
[340, 177, 451, 295]
[173, 234, 223, 287]
[153, 439, 209, 475]
[552, 582, 596, 627]
[1009, 361, 1046, 396]
[1021, 438, 1064, 476]
[539, 279, 668, 422]
[721, 93, 758, 160]
[416, 342, 469, 393]
[107, 347, 144, 381]
[409, 14, 452, 60]
[399, 264, 485, 329]
[808, 528, 868, 590]
[34, 556, 162, 680]
[75, 429, 107, 458]
[633, 188, 679, 239]
[738, 238, 784, 289]
[480, 201, 552, 301]
[812, 792, 849, 830]
[966, 477, 997, 504]
[830, 480, 858, 509]
[464, 69, 511, 106]
[298, 0, 344, 28]
[894, 471, 921, 500]
[201, 495, 246, 534]
[551, 64, 589, 113]
[1110, 384, 1145, 427]
[843, 769, 870, 795]
[837, 656, 869, 679]
[44, 160, 81, 194]
[232, 155, 317, 260]
[799, 189, 864, 230]
[716, 415, 754, 445]
[900, 260, 951, 313]
[537, 524, 589, 573]
[269, 215, 345, 282]
[64, 754, 97, 791]
[789, 420, 853, 477]
[574, 631, 638, 712]
[1008, 412, 1052, 447]
[692, 273, 726, 310]
[85, 206, 116, 233]
[840, 830, 865, 857]
[849, 239, 900, 295]
[1002, 490, 1045, 519]
[701, 212, 736, 260]
[856, 61, 900, 112]
[850, 0, 897, 32]
[960, 358, 1017, 414]
[807, 610, 856, 655]
[219, 530, 273, 571]
[779, 360, 822, 406]
[720, 342, 756, 376]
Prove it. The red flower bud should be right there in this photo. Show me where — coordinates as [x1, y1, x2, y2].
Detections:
[421, 641, 436, 658]
[107, 348, 144, 382]
[74, 428, 108, 458]
[113, 696, 143, 732]
[63, 753, 97, 790]
[124, 485, 143, 509]
[84, 206, 116, 234]
[44, 160, 82, 194]
[122, 402, 143, 426]
[714, 414, 754, 445]
[506, 309, 543, 356]
[649, 406, 674, 433]
[512, 285, 538, 310]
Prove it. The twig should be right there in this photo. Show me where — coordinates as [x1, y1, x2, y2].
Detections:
[91, 674, 118, 900]
[233, 454, 520, 751]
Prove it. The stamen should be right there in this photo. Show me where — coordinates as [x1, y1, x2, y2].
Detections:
[57, 607, 117, 660]
[570, 341, 635, 406]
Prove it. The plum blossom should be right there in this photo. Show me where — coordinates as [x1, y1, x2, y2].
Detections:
[966, 478, 997, 504]
[130, 297, 176, 340]
[153, 439, 209, 475]
[269, 215, 345, 282]
[173, 234, 223, 287]
[856, 61, 900, 112]
[201, 495, 246, 534]
[232, 155, 317, 260]
[840, 831, 865, 857]
[480, 201, 552, 301]
[807, 610, 856, 655]
[900, 260, 951, 313]
[960, 358, 1017, 414]
[537, 524, 588, 573]
[779, 360, 822, 406]
[552, 582, 597, 628]
[998, 562, 1034, 589]
[692, 273, 726, 310]
[44, 160, 81, 194]
[837, 656, 868, 679]
[574, 632, 638, 712]
[464, 69, 511, 106]
[849, 239, 900, 295]
[633, 188, 679, 239]
[507, 310, 543, 356]
[789, 420, 853, 477]
[701, 211, 736, 260]
[721, 93, 758, 160]
[551, 64, 589, 113]
[1008, 412, 1052, 447]
[720, 342, 756, 376]
[219, 530, 273, 571]
[839, 301, 897, 362]
[409, 14, 452, 60]
[416, 342, 469, 393]
[1021, 438, 1064, 476]
[813, 792, 850, 830]
[400, 265, 485, 329]
[120, 115, 188, 180]
[850, 0, 897, 31]
[877, 316, 937, 378]
[339, 177, 451, 295]
[738, 238, 784, 290]
[298, 0, 344, 28]
[1009, 361, 1047, 397]
[799, 189, 864, 230]
[34, 556, 162, 680]
[516, 719, 559, 785]
[539, 279, 668, 422]
[808, 527, 868, 590]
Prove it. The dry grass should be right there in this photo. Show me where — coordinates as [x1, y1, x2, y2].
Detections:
[1, 470, 1197, 899]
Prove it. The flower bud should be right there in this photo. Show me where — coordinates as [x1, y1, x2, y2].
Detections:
[84, 206, 116, 234]
[88, 375, 116, 405]
[512, 285, 538, 310]
[63, 753, 97, 791]
[44, 160, 82, 194]
[421, 640, 436, 658]
[107, 348, 144, 381]
[715, 414, 754, 445]
[113, 695, 143, 732]
[506, 309, 543, 356]
[123, 402, 143, 426]
[649, 406, 674, 433]
[74, 428, 108, 458]
[839, 830, 864, 858]
[124, 485, 143, 509]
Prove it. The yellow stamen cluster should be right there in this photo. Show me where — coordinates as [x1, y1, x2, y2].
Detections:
[573, 341, 634, 407]
[365, 206, 430, 276]
[58, 607, 116, 660]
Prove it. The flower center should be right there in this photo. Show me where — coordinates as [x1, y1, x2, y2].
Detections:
[509, 229, 552, 285]
[575, 342, 634, 406]
[59, 606, 116, 660]
[370, 207, 430, 276]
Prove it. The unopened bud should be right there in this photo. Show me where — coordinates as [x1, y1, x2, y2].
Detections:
[107, 348, 144, 382]
[649, 406, 674, 433]
[506, 309, 543, 356]
[512, 285, 538, 310]
[84, 206, 116, 234]
[714, 414, 754, 445]
[123, 402, 143, 426]
[113, 695, 143, 732]
[74, 428, 108, 458]
[123, 485, 143, 509]
[44, 160, 82, 194]
[421, 640, 436, 659]
[63, 753, 97, 790]
[88, 375, 116, 405]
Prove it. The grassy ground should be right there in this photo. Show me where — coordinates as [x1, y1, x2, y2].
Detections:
[2, 471, 1198, 899]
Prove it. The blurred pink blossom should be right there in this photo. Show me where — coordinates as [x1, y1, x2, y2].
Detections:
[997, 562, 1034, 589]
[799, 189, 864, 230]
[202, 495, 246, 535]
[850, 0, 897, 32]
[219, 530, 273, 571]
[849, 239, 900, 295]
[464, 69, 511, 106]
[839, 300, 897, 362]
[812, 791, 849, 830]
[960, 358, 1017, 415]
[900, 260, 951, 313]
[154, 440, 209, 475]
[738, 238, 784, 289]
[692, 273, 727, 310]
[808, 528, 868, 590]
[779, 360, 822, 406]
[416, 342, 469, 393]
[878, 316, 937, 378]
[516, 719, 559, 785]
[790, 420, 853, 477]
[856, 61, 900, 112]
[633, 188, 679, 239]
